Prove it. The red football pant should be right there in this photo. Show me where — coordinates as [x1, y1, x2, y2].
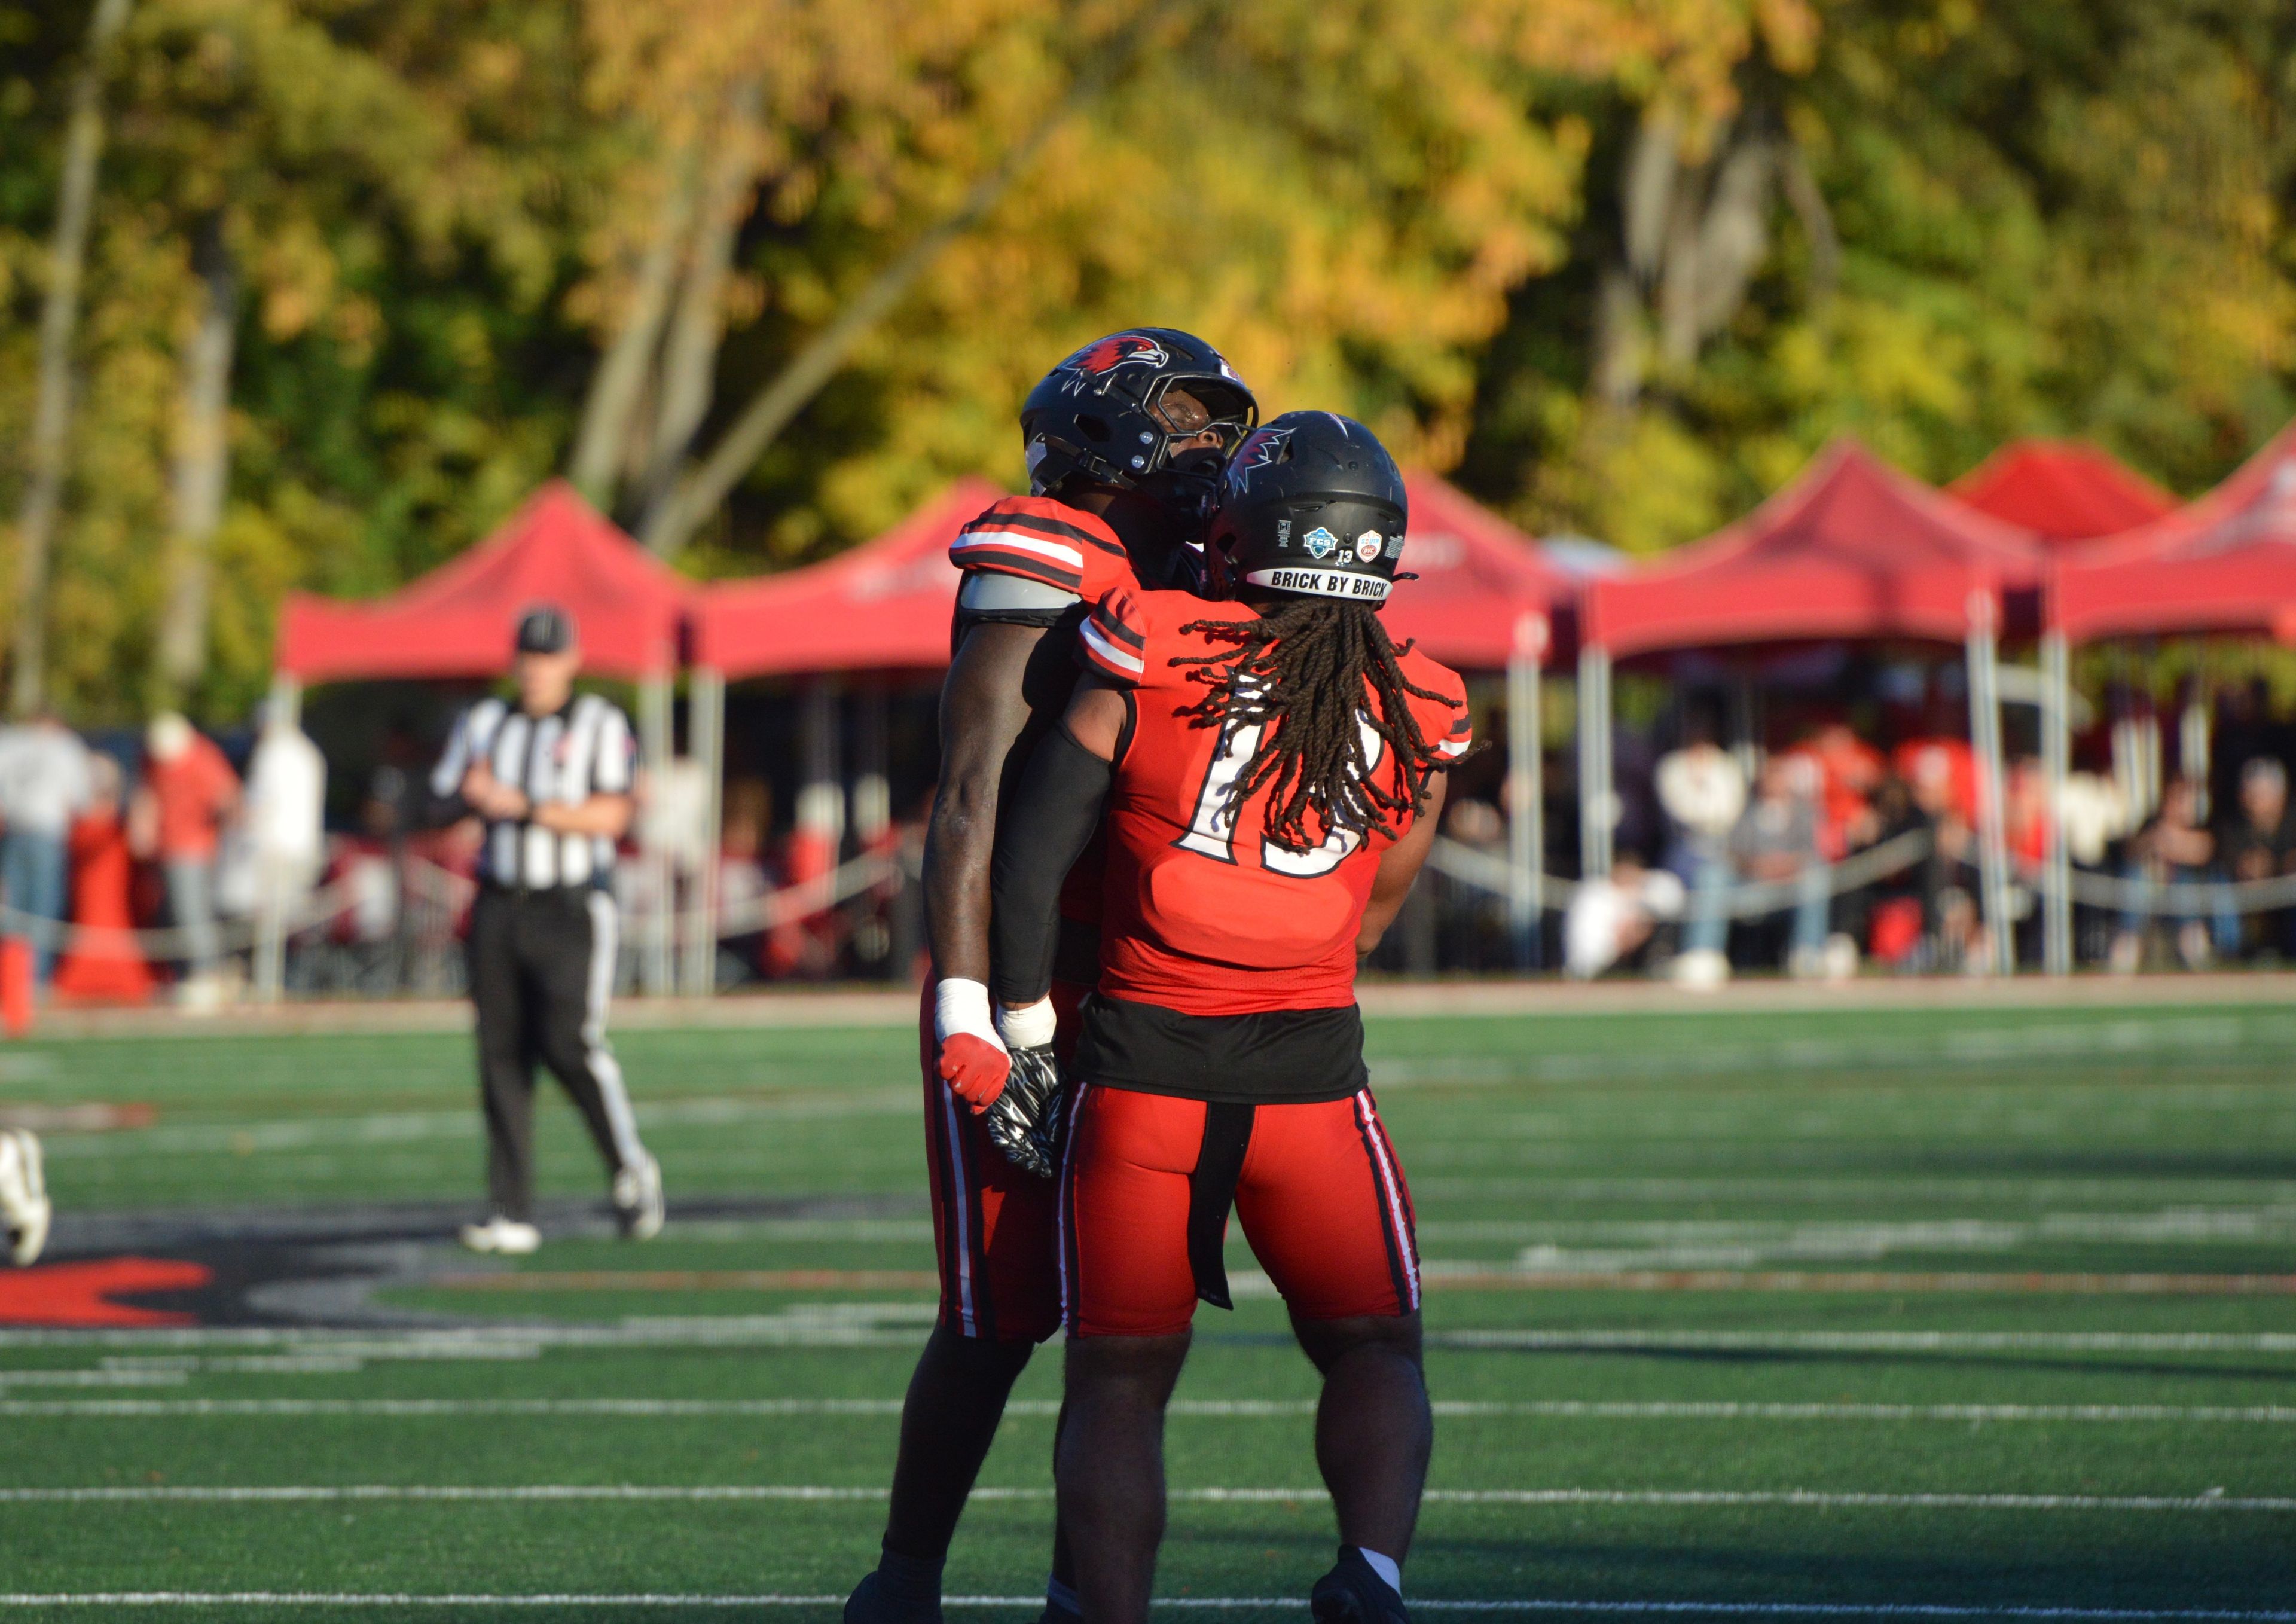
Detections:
[1058, 1084, 1420, 1339]
[919, 978, 1084, 1344]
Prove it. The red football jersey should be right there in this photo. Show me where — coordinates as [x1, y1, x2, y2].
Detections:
[1079, 585, 1472, 1016]
[948, 494, 1136, 601]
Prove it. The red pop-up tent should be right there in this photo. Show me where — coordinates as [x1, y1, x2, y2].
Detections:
[1951, 439, 2177, 547]
[690, 479, 1000, 679]
[1584, 439, 2043, 659]
[1576, 440, 2042, 966]
[1384, 474, 1573, 670]
[2052, 423, 2296, 643]
[276, 481, 692, 682]
[2024, 424, 2296, 976]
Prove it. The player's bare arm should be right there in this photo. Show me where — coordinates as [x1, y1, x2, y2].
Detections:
[923, 622, 1052, 987]
[1358, 771, 1447, 957]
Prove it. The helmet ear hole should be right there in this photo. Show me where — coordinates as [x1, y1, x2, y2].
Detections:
[1077, 415, 1112, 444]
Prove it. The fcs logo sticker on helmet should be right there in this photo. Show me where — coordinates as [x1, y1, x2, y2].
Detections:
[1061, 332, 1170, 378]
[1302, 526, 1339, 560]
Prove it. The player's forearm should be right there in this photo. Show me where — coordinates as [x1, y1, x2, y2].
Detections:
[923, 786, 999, 984]
[1358, 775, 1446, 956]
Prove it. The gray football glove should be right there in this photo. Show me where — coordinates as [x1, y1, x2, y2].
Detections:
[985, 1042, 1064, 1179]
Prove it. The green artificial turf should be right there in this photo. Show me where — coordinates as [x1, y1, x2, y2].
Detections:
[1, 998, 2292, 1619]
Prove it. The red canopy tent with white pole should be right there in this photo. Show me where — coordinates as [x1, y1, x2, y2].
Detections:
[2029, 423, 2296, 972]
[1579, 440, 2045, 970]
[271, 481, 698, 997]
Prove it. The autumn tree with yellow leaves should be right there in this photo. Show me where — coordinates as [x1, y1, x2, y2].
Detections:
[1, 0, 2291, 718]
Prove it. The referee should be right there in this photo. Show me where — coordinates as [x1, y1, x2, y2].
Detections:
[432, 603, 664, 1255]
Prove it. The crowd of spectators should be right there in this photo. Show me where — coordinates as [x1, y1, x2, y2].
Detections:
[0, 709, 327, 1005]
[1540, 697, 2296, 982]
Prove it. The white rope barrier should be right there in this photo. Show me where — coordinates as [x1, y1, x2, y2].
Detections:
[1429, 826, 1938, 918]
[0, 846, 905, 969]
[1430, 827, 2296, 923]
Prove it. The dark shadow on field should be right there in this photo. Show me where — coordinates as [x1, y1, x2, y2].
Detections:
[1400, 1530, 2296, 1610]
[1200, 1333, 2296, 1384]
[1445, 1345, 2296, 1385]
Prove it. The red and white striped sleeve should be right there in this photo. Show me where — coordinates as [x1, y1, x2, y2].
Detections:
[1077, 582, 1153, 687]
[948, 496, 1132, 600]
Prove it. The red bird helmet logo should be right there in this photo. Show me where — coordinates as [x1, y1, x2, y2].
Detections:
[1062, 333, 1170, 377]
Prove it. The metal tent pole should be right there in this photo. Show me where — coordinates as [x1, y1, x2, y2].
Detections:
[2039, 630, 2074, 976]
[2182, 685, 2212, 823]
[1505, 612, 1549, 969]
[638, 671, 674, 996]
[1577, 643, 1613, 881]
[1965, 591, 2014, 975]
[253, 673, 302, 1003]
[682, 667, 725, 996]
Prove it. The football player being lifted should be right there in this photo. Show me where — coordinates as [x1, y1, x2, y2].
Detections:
[843, 331, 1256, 1624]
[990, 413, 1473, 1624]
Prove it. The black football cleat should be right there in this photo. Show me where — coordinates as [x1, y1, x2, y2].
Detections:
[1311, 1548, 1411, 1624]
[844, 1568, 941, 1624]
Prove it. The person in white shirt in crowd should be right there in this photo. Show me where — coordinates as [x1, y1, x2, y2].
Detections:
[1654, 712, 1745, 985]
[1730, 751, 1832, 977]
[1564, 853, 1686, 979]
[0, 712, 93, 987]
[242, 706, 329, 973]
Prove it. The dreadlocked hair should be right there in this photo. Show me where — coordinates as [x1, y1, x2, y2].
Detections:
[1170, 599, 1467, 851]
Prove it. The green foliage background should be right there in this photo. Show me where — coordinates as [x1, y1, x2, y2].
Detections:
[2, 0, 2292, 723]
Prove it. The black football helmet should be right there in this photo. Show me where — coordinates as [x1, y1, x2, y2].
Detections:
[1207, 411, 1407, 606]
[1021, 328, 1257, 524]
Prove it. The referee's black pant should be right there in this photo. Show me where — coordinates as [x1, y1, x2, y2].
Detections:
[468, 886, 646, 1222]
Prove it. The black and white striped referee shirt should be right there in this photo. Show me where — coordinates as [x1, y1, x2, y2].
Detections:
[430, 695, 637, 890]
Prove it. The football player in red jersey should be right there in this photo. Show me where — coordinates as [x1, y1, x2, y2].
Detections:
[988, 413, 1471, 1624]
[844, 331, 1256, 1624]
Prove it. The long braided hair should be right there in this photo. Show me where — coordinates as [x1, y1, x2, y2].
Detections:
[1170, 599, 1465, 851]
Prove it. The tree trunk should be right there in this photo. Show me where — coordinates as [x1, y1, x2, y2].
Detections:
[157, 213, 239, 704]
[639, 0, 1190, 560]
[566, 152, 700, 513]
[11, 0, 133, 719]
[634, 81, 761, 528]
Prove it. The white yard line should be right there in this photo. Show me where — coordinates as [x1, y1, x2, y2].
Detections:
[0, 1485, 2289, 1511]
[6, 1321, 2296, 1354]
[0, 1598, 2291, 1620]
[4, 1398, 2293, 1423]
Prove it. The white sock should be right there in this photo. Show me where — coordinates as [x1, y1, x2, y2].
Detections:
[1354, 1548, 1402, 1597]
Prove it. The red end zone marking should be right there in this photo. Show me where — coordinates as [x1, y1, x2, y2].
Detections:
[0, 1257, 213, 1327]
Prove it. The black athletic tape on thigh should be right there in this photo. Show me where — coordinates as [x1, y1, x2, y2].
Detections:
[1187, 1103, 1257, 1311]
